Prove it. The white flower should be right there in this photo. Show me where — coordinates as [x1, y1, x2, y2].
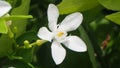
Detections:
[37, 4, 87, 65]
[0, 1, 12, 26]
[0, 0, 11, 17]
[8, 67, 15, 68]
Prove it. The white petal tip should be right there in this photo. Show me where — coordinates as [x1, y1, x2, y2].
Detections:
[48, 4, 57, 10]
[47, 4, 59, 31]
[72, 41, 87, 52]
[0, 1, 12, 17]
[51, 41, 66, 65]
[49, 4, 56, 7]
[37, 27, 53, 41]
[58, 12, 83, 32]
[63, 36, 87, 52]
[78, 45, 87, 52]
[73, 12, 83, 21]
[55, 61, 62, 65]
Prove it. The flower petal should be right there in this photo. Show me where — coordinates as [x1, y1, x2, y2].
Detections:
[0, 1, 11, 17]
[62, 36, 87, 52]
[58, 12, 83, 32]
[37, 27, 53, 42]
[51, 41, 66, 65]
[47, 4, 59, 31]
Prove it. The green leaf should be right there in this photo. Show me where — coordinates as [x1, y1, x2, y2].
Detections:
[3, 15, 33, 21]
[0, 35, 13, 57]
[15, 48, 34, 63]
[58, 0, 99, 14]
[98, 0, 120, 11]
[16, 32, 38, 45]
[0, 18, 8, 34]
[2, 60, 35, 68]
[83, 5, 104, 23]
[0, 0, 31, 58]
[11, 0, 31, 37]
[15, 32, 38, 62]
[78, 26, 97, 68]
[106, 12, 120, 25]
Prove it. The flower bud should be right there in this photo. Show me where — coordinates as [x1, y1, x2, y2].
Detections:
[24, 40, 29, 46]
[36, 40, 46, 46]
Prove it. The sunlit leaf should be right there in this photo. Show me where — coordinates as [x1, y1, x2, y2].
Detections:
[3, 15, 33, 21]
[58, 0, 99, 14]
[11, 0, 31, 37]
[0, 18, 8, 34]
[0, 0, 31, 58]
[106, 12, 120, 25]
[98, 0, 120, 11]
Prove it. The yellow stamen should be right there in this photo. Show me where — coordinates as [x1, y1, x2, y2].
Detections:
[57, 32, 64, 37]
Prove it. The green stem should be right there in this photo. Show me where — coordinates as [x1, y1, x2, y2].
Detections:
[79, 26, 97, 68]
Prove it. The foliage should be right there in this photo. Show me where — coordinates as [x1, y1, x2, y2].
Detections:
[0, 0, 120, 68]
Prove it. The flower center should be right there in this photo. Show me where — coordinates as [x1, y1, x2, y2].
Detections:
[54, 31, 67, 42]
[57, 32, 64, 37]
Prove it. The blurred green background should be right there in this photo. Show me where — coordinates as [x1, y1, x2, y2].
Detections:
[0, 0, 120, 68]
